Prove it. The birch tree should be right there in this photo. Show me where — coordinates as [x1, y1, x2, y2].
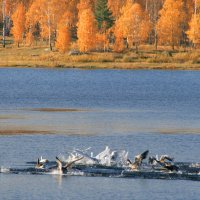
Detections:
[115, 1, 151, 51]
[157, 0, 185, 49]
[26, 0, 67, 50]
[11, 2, 25, 47]
[187, 0, 200, 47]
[2, 0, 6, 47]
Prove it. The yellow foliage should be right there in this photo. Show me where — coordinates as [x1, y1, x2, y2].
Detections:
[77, 8, 98, 52]
[187, 14, 200, 47]
[108, 0, 125, 19]
[11, 3, 26, 47]
[56, 24, 71, 53]
[157, 0, 185, 49]
[26, 31, 34, 46]
[115, 2, 151, 50]
[113, 27, 124, 52]
[2, 0, 200, 51]
[26, 0, 68, 40]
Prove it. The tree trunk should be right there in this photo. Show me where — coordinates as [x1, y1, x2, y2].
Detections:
[47, 5, 52, 51]
[154, 29, 158, 50]
[136, 44, 139, 53]
[126, 37, 129, 49]
[172, 43, 174, 50]
[103, 32, 106, 52]
[48, 22, 52, 51]
[195, 0, 197, 15]
[145, 0, 148, 11]
[2, 0, 6, 48]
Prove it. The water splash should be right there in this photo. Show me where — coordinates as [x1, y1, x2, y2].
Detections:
[48, 169, 63, 175]
[0, 166, 10, 173]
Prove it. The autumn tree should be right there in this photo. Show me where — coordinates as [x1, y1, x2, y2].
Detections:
[65, 0, 81, 40]
[108, 0, 125, 19]
[1, 0, 19, 46]
[11, 2, 26, 47]
[77, 0, 95, 17]
[187, 14, 200, 47]
[55, 25, 71, 53]
[145, 0, 164, 49]
[0, 1, 2, 22]
[25, 0, 39, 46]
[26, 0, 67, 50]
[180, 0, 194, 46]
[115, 1, 151, 52]
[187, 1, 200, 47]
[55, 13, 71, 53]
[113, 27, 124, 52]
[6, 0, 33, 12]
[2, 0, 6, 47]
[194, 0, 200, 14]
[77, 1, 98, 52]
[25, 30, 34, 46]
[157, 0, 185, 50]
[1, 0, 198, 51]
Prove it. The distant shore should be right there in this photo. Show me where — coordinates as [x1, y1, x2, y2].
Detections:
[0, 45, 200, 70]
[1, 109, 200, 136]
[1, 128, 200, 136]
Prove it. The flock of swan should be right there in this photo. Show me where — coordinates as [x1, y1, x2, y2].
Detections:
[35, 146, 187, 174]
[1, 146, 199, 181]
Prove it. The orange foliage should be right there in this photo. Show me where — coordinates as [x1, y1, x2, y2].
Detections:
[11, 2, 26, 47]
[187, 14, 200, 46]
[115, 1, 151, 50]
[1, 0, 200, 50]
[56, 20, 71, 53]
[66, 0, 80, 25]
[77, 1, 98, 52]
[5, 0, 18, 16]
[5, 0, 32, 16]
[77, 0, 95, 15]
[113, 28, 124, 52]
[25, 0, 68, 50]
[157, 0, 185, 49]
[25, 0, 40, 30]
[108, 0, 125, 19]
[25, 31, 34, 46]
[26, 0, 67, 40]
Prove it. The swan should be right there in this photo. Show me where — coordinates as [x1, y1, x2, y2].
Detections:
[74, 146, 118, 166]
[127, 150, 149, 170]
[39, 156, 49, 164]
[148, 156, 179, 172]
[35, 158, 45, 169]
[159, 155, 174, 163]
[53, 156, 84, 174]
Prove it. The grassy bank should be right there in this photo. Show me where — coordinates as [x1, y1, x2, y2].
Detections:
[0, 45, 200, 70]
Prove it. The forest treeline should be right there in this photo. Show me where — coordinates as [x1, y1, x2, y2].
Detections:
[0, 0, 200, 53]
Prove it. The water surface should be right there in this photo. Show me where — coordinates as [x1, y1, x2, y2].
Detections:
[0, 68, 200, 199]
[0, 68, 200, 135]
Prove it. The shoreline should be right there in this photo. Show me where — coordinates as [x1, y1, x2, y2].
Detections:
[0, 128, 200, 136]
[0, 46, 199, 70]
[0, 62, 200, 70]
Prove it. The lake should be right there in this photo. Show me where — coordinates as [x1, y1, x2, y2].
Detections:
[0, 68, 200, 199]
